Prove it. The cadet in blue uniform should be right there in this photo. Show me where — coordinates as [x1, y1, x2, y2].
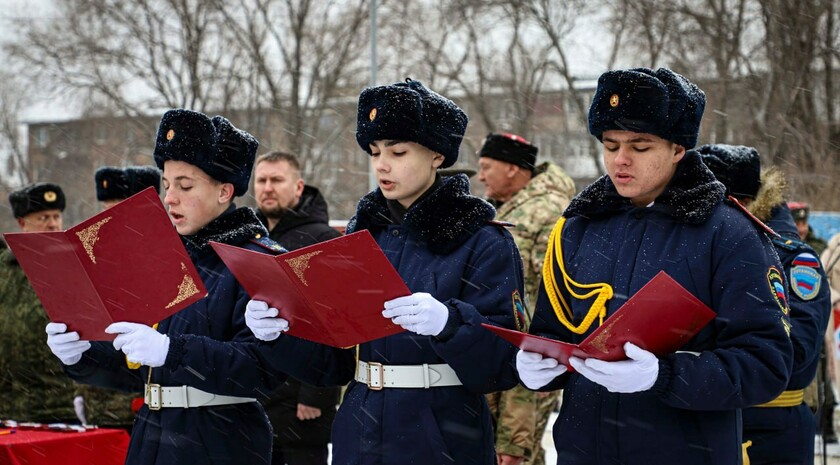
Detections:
[245, 79, 526, 465]
[44, 109, 351, 465]
[515, 68, 794, 465]
[699, 144, 831, 465]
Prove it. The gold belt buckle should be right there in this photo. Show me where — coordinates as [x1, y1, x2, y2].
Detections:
[145, 383, 162, 410]
[366, 362, 383, 391]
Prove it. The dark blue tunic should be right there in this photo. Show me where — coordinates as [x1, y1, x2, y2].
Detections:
[742, 204, 831, 465]
[529, 152, 793, 465]
[326, 175, 525, 465]
[65, 206, 297, 465]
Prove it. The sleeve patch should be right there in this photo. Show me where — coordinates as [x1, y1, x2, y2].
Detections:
[790, 265, 821, 301]
[512, 290, 527, 331]
[767, 266, 788, 315]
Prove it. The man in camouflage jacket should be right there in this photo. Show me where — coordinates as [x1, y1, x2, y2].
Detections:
[477, 133, 576, 465]
[0, 183, 84, 424]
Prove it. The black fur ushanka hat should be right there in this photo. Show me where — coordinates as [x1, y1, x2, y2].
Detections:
[153, 109, 259, 197]
[588, 67, 706, 149]
[356, 79, 468, 168]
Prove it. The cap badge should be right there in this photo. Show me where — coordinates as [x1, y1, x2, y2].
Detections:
[369, 108, 377, 122]
[102, 180, 108, 188]
[166, 129, 175, 141]
[609, 94, 619, 108]
[44, 191, 57, 202]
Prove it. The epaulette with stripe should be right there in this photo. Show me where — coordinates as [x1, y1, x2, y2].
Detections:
[487, 220, 515, 229]
[771, 235, 809, 253]
[249, 234, 287, 255]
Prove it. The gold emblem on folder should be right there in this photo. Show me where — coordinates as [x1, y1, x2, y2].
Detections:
[165, 262, 201, 309]
[286, 251, 323, 286]
[586, 313, 624, 354]
[76, 217, 112, 264]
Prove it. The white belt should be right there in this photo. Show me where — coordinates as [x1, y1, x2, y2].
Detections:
[355, 361, 462, 390]
[144, 384, 257, 410]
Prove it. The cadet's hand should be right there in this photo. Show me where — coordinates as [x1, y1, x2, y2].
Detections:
[106, 322, 170, 368]
[46, 322, 91, 366]
[245, 300, 290, 341]
[296, 403, 322, 421]
[497, 454, 525, 465]
[569, 342, 659, 393]
[382, 292, 448, 336]
[516, 350, 567, 390]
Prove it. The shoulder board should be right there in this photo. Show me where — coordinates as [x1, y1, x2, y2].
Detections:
[771, 235, 809, 253]
[486, 220, 515, 228]
[249, 235, 287, 255]
[727, 195, 778, 238]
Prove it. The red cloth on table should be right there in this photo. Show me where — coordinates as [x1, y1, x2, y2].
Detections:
[0, 428, 129, 465]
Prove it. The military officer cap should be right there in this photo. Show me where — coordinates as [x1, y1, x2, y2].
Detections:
[9, 182, 66, 218]
[788, 201, 810, 221]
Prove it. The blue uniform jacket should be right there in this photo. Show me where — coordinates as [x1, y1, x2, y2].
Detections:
[319, 174, 525, 465]
[741, 204, 831, 464]
[528, 152, 793, 465]
[762, 204, 831, 391]
[64, 206, 328, 465]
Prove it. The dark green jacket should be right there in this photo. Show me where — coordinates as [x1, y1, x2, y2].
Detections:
[0, 248, 78, 423]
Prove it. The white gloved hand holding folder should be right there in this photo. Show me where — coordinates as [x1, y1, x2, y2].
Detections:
[106, 322, 170, 367]
[46, 322, 91, 366]
[516, 349, 567, 390]
[569, 342, 659, 393]
[245, 300, 290, 341]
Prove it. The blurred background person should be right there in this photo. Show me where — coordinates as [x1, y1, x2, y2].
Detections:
[253, 150, 342, 465]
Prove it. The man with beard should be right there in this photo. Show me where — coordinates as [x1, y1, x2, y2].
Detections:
[253, 150, 342, 465]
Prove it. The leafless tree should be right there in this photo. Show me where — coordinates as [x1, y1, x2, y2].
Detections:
[0, 71, 32, 188]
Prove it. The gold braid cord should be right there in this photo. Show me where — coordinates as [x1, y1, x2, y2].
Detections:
[541, 217, 614, 335]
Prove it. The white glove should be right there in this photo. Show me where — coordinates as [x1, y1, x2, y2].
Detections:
[245, 300, 290, 341]
[569, 342, 659, 393]
[382, 292, 449, 336]
[516, 350, 568, 390]
[73, 395, 88, 426]
[105, 322, 170, 367]
[46, 322, 91, 366]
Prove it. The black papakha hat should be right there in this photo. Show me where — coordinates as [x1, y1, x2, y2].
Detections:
[588, 67, 706, 149]
[153, 109, 259, 197]
[696, 144, 762, 199]
[355, 78, 468, 169]
[478, 133, 538, 172]
[9, 182, 66, 218]
[95, 165, 162, 201]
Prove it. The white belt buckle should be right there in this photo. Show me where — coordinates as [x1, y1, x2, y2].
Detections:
[367, 362, 383, 391]
[146, 384, 162, 411]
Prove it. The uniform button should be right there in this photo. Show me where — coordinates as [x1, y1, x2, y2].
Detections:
[391, 229, 400, 237]
[633, 212, 644, 219]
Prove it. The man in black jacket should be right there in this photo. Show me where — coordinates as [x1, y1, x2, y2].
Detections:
[253, 150, 343, 465]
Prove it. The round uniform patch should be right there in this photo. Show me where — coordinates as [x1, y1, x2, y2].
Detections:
[767, 266, 788, 315]
[790, 266, 821, 301]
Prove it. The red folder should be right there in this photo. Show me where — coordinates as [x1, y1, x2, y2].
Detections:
[482, 271, 715, 367]
[210, 230, 410, 348]
[3, 188, 207, 341]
